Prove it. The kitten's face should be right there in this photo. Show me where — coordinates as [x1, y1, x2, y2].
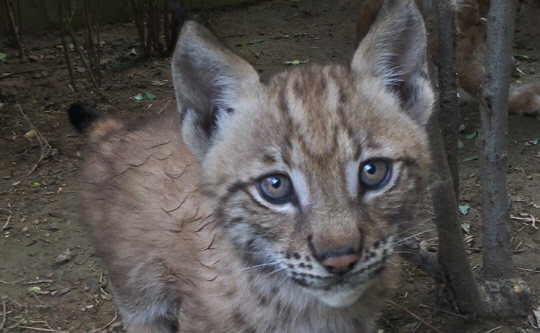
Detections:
[200, 64, 430, 307]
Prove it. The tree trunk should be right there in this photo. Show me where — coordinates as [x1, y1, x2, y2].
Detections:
[436, 0, 460, 203]
[479, 0, 515, 280]
[430, 0, 485, 315]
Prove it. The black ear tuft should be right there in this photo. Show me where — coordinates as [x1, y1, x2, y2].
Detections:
[170, 4, 191, 31]
[68, 103, 101, 134]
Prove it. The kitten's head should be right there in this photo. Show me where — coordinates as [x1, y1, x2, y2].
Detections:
[172, 0, 433, 307]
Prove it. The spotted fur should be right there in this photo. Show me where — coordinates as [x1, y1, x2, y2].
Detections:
[75, 0, 434, 332]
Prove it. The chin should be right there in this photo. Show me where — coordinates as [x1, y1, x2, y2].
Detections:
[307, 282, 373, 308]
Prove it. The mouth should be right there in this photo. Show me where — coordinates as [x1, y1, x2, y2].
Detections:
[291, 263, 386, 289]
[286, 238, 394, 307]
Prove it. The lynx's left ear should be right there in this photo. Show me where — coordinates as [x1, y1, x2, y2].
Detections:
[352, 0, 434, 126]
[172, 21, 260, 161]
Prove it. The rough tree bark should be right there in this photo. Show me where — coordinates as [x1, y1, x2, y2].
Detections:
[429, 0, 485, 315]
[477, 0, 532, 316]
[480, 0, 515, 281]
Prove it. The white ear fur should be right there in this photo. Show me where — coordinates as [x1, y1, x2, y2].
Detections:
[171, 21, 259, 160]
[352, 0, 434, 126]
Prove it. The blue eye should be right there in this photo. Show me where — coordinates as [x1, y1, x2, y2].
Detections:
[360, 160, 391, 190]
[257, 175, 294, 204]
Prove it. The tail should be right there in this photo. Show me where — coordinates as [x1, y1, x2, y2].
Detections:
[68, 103, 101, 134]
[508, 82, 540, 115]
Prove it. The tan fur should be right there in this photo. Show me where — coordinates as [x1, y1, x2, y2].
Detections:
[77, 0, 434, 332]
[355, 0, 540, 114]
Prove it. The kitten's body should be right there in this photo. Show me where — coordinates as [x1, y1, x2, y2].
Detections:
[74, 0, 434, 332]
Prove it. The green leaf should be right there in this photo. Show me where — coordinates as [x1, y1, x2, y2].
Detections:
[458, 204, 470, 215]
[284, 59, 309, 66]
[463, 155, 478, 162]
[28, 286, 41, 293]
[0, 52, 6, 60]
[515, 54, 530, 61]
[458, 139, 464, 149]
[235, 42, 245, 47]
[145, 92, 156, 100]
[133, 93, 143, 102]
[31, 182, 41, 188]
[248, 39, 264, 45]
[465, 131, 477, 139]
[69, 43, 75, 51]
[111, 63, 127, 69]
[458, 124, 466, 132]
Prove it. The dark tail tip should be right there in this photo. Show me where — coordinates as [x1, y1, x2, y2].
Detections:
[68, 103, 101, 134]
[170, 4, 191, 30]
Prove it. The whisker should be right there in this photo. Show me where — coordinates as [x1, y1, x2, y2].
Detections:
[393, 229, 436, 244]
[239, 262, 279, 272]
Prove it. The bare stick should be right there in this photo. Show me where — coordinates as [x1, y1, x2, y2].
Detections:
[0, 66, 67, 80]
[59, 1, 76, 92]
[1, 0, 24, 59]
[101, 307, 118, 330]
[418, 304, 468, 319]
[0, 301, 6, 332]
[516, 267, 540, 273]
[17, 326, 56, 332]
[17, 102, 51, 175]
[62, 0, 100, 92]
[1, 215, 11, 231]
[387, 300, 445, 333]
[23, 280, 54, 285]
[483, 326, 503, 333]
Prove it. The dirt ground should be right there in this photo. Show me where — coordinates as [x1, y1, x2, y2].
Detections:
[0, 0, 539, 332]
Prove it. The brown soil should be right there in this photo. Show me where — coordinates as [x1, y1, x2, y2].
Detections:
[0, 1, 539, 332]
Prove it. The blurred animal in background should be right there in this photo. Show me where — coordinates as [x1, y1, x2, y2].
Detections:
[356, 0, 540, 115]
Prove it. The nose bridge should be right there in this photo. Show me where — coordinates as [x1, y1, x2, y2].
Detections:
[309, 202, 363, 257]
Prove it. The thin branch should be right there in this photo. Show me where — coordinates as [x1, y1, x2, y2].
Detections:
[62, 0, 100, 92]
[1, 0, 24, 59]
[59, 0, 76, 92]
[17, 101, 51, 175]
[0, 66, 67, 80]
[0, 301, 6, 332]
[387, 300, 445, 333]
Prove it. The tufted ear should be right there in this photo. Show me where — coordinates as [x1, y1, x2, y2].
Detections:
[172, 21, 260, 161]
[352, 0, 434, 126]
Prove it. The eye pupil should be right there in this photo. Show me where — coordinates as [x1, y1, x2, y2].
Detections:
[365, 164, 377, 175]
[359, 160, 391, 190]
[258, 175, 294, 204]
[270, 177, 281, 189]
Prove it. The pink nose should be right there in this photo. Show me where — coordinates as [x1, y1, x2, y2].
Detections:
[321, 254, 360, 274]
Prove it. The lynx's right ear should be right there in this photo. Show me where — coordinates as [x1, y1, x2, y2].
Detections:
[172, 21, 260, 161]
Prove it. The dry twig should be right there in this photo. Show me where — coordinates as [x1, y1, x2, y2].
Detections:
[483, 326, 503, 333]
[517, 267, 540, 273]
[418, 303, 468, 319]
[23, 280, 54, 285]
[387, 300, 445, 333]
[1, 215, 11, 231]
[0, 301, 6, 332]
[17, 102, 51, 175]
